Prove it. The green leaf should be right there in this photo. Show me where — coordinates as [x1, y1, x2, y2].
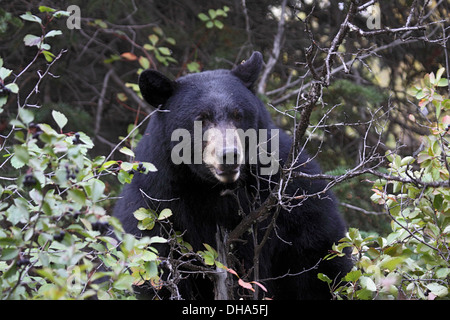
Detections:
[142, 162, 157, 172]
[360, 276, 377, 292]
[344, 270, 362, 282]
[214, 20, 224, 29]
[119, 146, 135, 158]
[52, 110, 68, 130]
[53, 10, 71, 18]
[19, 108, 34, 124]
[141, 250, 158, 261]
[386, 231, 400, 245]
[139, 56, 150, 69]
[42, 50, 56, 63]
[187, 61, 201, 73]
[94, 19, 107, 29]
[133, 208, 157, 230]
[426, 283, 448, 298]
[317, 273, 332, 284]
[166, 37, 176, 45]
[23, 34, 42, 47]
[113, 274, 134, 291]
[208, 9, 217, 19]
[6, 198, 29, 225]
[133, 208, 152, 220]
[20, 12, 42, 25]
[145, 260, 159, 278]
[104, 54, 121, 64]
[198, 13, 210, 22]
[149, 236, 167, 244]
[44, 30, 62, 38]
[201, 250, 215, 265]
[0, 67, 12, 80]
[400, 156, 415, 166]
[429, 72, 436, 85]
[67, 189, 86, 206]
[75, 132, 94, 149]
[152, 26, 164, 36]
[437, 78, 449, 87]
[380, 256, 404, 271]
[356, 288, 373, 300]
[39, 6, 56, 13]
[158, 47, 171, 56]
[216, 9, 225, 17]
[148, 34, 159, 45]
[120, 162, 133, 172]
[86, 179, 105, 202]
[40, 43, 51, 51]
[5, 83, 19, 94]
[436, 268, 450, 279]
[436, 67, 445, 81]
[203, 243, 218, 259]
[158, 208, 172, 220]
[138, 217, 155, 231]
[424, 74, 431, 87]
[143, 44, 154, 51]
[12, 145, 29, 168]
[0, 248, 19, 261]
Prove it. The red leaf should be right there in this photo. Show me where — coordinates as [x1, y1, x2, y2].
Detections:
[251, 281, 268, 292]
[238, 279, 255, 292]
[442, 115, 450, 127]
[121, 52, 137, 61]
[226, 268, 238, 277]
[418, 99, 428, 108]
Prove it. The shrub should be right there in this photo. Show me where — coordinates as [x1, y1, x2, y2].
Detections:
[321, 69, 450, 300]
[0, 7, 165, 300]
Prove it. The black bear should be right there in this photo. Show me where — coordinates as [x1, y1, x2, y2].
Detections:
[113, 52, 352, 299]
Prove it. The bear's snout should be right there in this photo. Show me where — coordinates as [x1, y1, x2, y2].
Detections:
[215, 147, 241, 182]
[203, 124, 243, 183]
[217, 146, 241, 168]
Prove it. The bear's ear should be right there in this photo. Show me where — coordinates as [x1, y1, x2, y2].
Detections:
[139, 70, 176, 107]
[231, 51, 263, 90]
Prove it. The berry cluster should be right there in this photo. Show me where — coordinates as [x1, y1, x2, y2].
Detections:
[128, 162, 146, 175]
[72, 132, 82, 145]
[65, 163, 79, 180]
[23, 174, 36, 188]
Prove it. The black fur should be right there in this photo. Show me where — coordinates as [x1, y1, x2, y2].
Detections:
[113, 52, 352, 299]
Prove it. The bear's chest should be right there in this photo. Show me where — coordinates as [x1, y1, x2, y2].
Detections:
[168, 187, 252, 249]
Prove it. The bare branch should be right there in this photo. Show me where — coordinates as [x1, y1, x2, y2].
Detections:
[347, 22, 426, 36]
[94, 68, 113, 139]
[256, 0, 287, 95]
[340, 202, 384, 215]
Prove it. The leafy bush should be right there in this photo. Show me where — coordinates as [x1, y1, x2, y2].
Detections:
[0, 6, 239, 301]
[321, 69, 450, 300]
[0, 7, 167, 300]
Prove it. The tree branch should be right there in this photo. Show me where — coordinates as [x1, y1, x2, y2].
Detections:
[256, 0, 287, 95]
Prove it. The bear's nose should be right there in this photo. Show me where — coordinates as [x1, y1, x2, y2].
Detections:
[218, 147, 241, 167]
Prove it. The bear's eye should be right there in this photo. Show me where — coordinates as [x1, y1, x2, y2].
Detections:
[232, 109, 243, 122]
[195, 112, 212, 123]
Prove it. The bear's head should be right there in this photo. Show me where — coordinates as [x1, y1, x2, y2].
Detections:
[138, 52, 272, 184]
